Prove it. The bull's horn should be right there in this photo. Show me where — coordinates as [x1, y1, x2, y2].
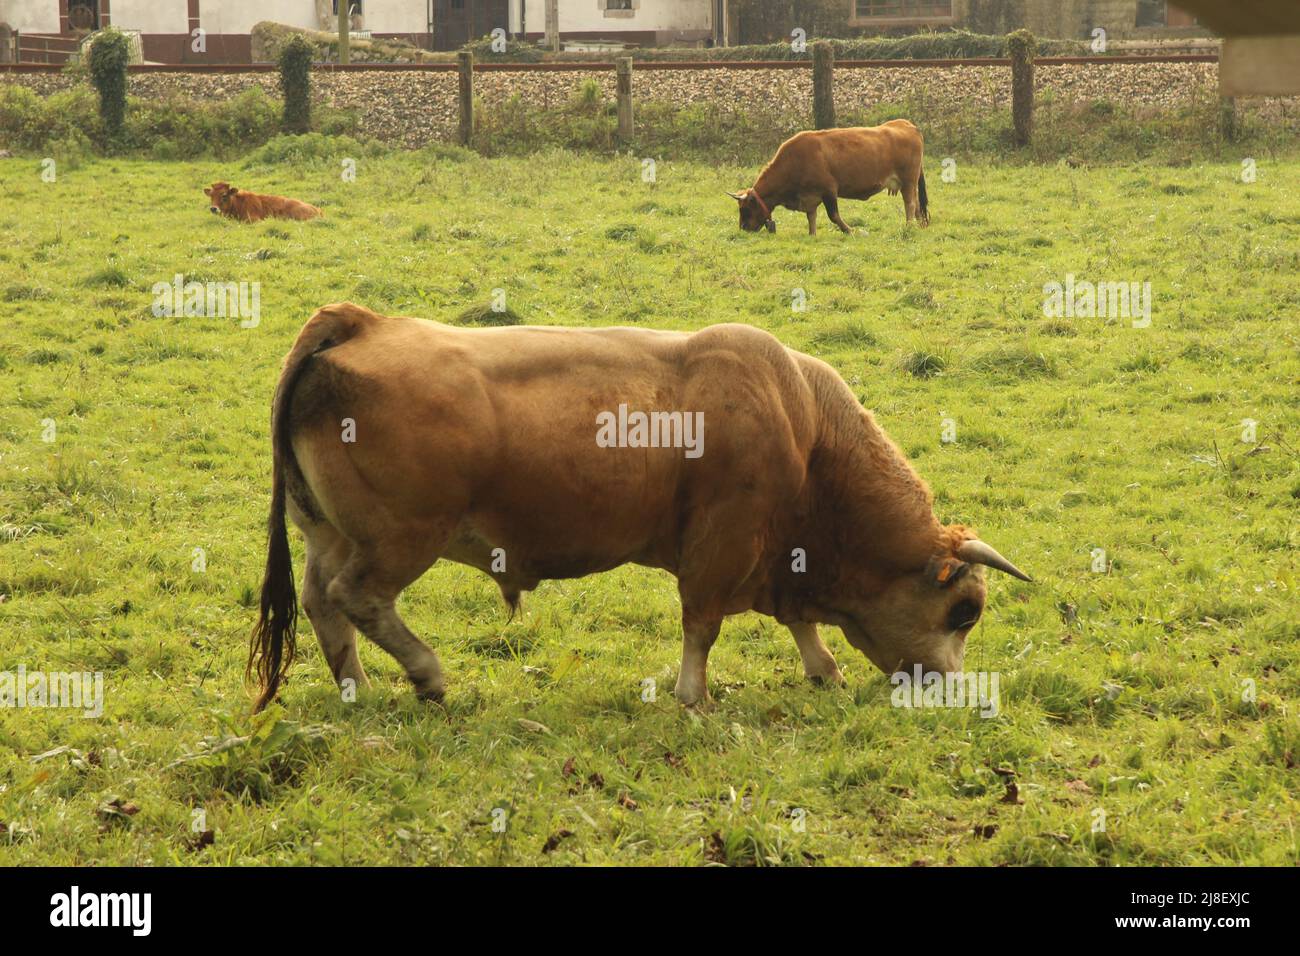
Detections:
[957, 539, 1032, 582]
[726, 191, 745, 201]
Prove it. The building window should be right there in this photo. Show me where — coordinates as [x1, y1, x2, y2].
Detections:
[68, 0, 100, 31]
[608, 0, 634, 9]
[1135, 0, 1167, 27]
[853, 0, 952, 18]
[332, 1, 364, 13]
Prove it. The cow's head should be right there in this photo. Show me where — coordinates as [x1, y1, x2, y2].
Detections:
[823, 534, 1030, 677]
[204, 181, 238, 215]
[728, 190, 775, 233]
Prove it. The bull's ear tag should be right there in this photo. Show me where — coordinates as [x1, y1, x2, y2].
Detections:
[929, 558, 968, 588]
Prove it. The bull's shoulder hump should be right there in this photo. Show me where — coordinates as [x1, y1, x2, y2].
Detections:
[682, 323, 802, 372]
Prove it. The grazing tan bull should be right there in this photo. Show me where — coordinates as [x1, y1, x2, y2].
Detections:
[248, 303, 1028, 712]
[729, 120, 928, 235]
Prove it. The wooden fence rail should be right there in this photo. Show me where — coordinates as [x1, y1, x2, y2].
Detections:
[0, 46, 1228, 149]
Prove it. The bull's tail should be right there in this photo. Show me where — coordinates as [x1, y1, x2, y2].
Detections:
[247, 301, 372, 712]
[918, 169, 929, 225]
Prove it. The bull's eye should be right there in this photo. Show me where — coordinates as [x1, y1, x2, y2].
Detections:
[946, 598, 981, 632]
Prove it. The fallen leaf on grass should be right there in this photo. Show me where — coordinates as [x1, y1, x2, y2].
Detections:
[96, 797, 140, 829]
[1065, 779, 1093, 794]
[704, 831, 726, 864]
[617, 792, 638, 811]
[541, 829, 574, 854]
[185, 829, 215, 852]
[517, 718, 551, 735]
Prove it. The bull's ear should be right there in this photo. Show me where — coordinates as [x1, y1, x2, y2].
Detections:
[227, 187, 239, 195]
[927, 557, 970, 588]
[203, 187, 212, 196]
[726, 191, 745, 202]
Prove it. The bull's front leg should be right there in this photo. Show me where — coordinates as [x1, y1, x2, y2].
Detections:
[789, 622, 845, 687]
[806, 207, 818, 235]
[674, 611, 721, 707]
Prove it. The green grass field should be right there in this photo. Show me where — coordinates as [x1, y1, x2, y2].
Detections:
[1, 147, 1297, 865]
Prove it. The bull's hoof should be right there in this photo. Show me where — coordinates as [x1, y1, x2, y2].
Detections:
[415, 685, 446, 704]
[674, 688, 714, 709]
[808, 669, 846, 688]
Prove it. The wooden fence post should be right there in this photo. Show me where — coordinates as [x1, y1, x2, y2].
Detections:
[812, 40, 834, 129]
[1008, 29, 1035, 147]
[337, 0, 349, 65]
[546, 0, 559, 53]
[616, 57, 634, 141]
[457, 50, 474, 146]
[1219, 96, 1238, 142]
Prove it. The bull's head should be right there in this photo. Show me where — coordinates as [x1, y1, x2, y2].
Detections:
[727, 190, 775, 233]
[821, 536, 1030, 677]
[204, 181, 238, 215]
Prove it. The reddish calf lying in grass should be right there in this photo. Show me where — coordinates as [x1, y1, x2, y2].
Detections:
[204, 182, 322, 223]
[729, 119, 929, 235]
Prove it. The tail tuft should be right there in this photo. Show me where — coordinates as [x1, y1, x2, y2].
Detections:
[245, 303, 373, 712]
[246, 472, 297, 712]
[918, 170, 929, 225]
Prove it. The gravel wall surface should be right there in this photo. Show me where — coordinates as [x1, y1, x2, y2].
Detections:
[3, 62, 1283, 150]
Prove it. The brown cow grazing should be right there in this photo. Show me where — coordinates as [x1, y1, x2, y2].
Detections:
[204, 181, 322, 223]
[729, 119, 928, 235]
[248, 303, 1029, 712]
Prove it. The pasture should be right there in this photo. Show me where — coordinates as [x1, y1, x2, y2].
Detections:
[0, 146, 1297, 865]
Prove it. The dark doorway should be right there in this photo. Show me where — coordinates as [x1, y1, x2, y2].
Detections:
[434, 0, 509, 50]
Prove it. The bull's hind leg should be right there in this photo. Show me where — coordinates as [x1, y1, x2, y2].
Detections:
[789, 622, 845, 687]
[327, 545, 447, 702]
[301, 526, 367, 692]
[901, 177, 920, 223]
[823, 194, 852, 234]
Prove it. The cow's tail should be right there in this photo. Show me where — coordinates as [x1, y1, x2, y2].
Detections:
[247, 301, 370, 713]
[918, 169, 929, 225]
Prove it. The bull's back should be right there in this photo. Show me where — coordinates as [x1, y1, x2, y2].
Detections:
[780, 123, 922, 197]
[296, 317, 813, 573]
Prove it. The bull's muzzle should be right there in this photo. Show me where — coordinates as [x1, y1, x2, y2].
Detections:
[764, 220, 776, 233]
[209, 206, 219, 214]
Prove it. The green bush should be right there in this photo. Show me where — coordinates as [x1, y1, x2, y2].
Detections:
[87, 28, 131, 140]
[0, 85, 99, 151]
[546, 31, 1087, 63]
[279, 34, 315, 134]
[463, 34, 545, 62]
[125, 88, 281, 158]
[0, 83, 305, 159]
[242, 132, 383, 167]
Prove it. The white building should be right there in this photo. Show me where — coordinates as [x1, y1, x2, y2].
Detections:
[522, 1, 714, 47]
[2, 1, 721, 60]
